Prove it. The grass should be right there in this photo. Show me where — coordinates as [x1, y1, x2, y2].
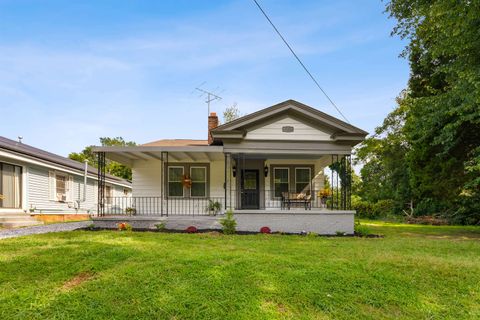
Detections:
[0, 222, 479, 319]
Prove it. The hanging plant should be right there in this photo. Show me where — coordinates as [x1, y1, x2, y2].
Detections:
[182, 174, 192, 188]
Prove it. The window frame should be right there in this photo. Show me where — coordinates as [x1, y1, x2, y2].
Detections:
[165, 163, 210, 199]
[270, 164, 314, 199]
[55, 172, 68, 202]
[104, 184, 113, 204]
[168, 166, 185, 198]
[189, 166, 207, 198]
[273, 167, 290, 199]
[295, 167, 312, 193]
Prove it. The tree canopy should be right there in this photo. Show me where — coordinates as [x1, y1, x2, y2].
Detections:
[223, 103, 242, 123]
[355, 0, 480, 224]
[69, 137, 136, 181]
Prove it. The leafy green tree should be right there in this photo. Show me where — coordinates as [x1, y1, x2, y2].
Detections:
[223, 103, 242, 123]
[69, 137, 136, 180]
[381, 0, 480, 223]
[354, 96, 411, 213]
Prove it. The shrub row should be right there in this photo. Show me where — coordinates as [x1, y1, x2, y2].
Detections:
[352, 196, 395, 219]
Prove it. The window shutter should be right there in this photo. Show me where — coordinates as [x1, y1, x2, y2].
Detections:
[67, 176, 75, 202]
[48, 171, 56, 200]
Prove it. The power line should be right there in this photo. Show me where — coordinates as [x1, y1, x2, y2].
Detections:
[252, 0, 350, 123]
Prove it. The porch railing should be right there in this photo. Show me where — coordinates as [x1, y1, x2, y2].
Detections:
[101, 196, 225, 216]
[99, 188, 348, 216]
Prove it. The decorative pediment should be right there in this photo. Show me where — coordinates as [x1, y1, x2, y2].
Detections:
[211, 100, 367, 144]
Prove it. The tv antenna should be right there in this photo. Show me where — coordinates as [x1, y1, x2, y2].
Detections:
[195, 84, 223, 116]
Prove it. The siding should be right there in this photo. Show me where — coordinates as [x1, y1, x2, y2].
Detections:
[28, 165, 128, 214]
[132, 160, 162, 197]
[132, 159, 226, 197]
[245, 116, 332, 141]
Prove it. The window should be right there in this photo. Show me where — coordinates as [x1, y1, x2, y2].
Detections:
[166, 164, 209, 198]
[273, 168, 289, 198]
[0, 162, 22, 209]
[49, 171, 73, 202]
[104, 185, 112, 204]
[190, 167, 206, 197]
[168, 166, 184, 197]
[55, 174, 67, 202]
[295, 168, 311, 193]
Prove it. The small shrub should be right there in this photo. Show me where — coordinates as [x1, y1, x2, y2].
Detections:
[86, 223, 95, 230]
[186, 226, 198, 233]
[118, 222, 132, 231]
[307, 232, 318, 237]
[352, 196, 395, 219]
[335, 230, 346, 236]
[155, 222, 166, 231]
[220, 210, 237, 235]
[260, 226, 271, 234]
[354, 221, 371, 237]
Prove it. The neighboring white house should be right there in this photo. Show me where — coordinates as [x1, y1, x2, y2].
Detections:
[0, 136, 131, 227]
[93, 100, 367, 234]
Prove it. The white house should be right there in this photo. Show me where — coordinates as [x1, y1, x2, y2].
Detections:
[93, 100, 367, 234]
[0, 136, 131, 227]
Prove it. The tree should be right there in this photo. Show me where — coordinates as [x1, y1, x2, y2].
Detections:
[223, 103, 242, 123]
[69, 137, 136, 180]
[380, 0, 480, 223]
[354, 95, 411, 213]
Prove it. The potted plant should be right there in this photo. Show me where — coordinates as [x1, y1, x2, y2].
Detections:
[125, 207, 137, 216]
[206, 200, 222, 216]
[318, 188, 331, 207]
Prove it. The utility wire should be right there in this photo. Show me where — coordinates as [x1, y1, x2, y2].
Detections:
[252, 0, 350, 123]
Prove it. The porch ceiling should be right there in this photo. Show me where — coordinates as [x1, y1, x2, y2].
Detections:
[92, 146, 225, 166]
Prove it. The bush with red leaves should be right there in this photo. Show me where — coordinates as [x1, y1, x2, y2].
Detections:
[186, 226, 198, 233]
[260, 226, 271, 234]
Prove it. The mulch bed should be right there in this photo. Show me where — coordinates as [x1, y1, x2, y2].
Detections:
[81, 227, 383, 238]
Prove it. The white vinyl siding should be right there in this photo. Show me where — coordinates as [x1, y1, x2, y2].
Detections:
[27, 166, 128, 214]
[245, 116, 332, 141]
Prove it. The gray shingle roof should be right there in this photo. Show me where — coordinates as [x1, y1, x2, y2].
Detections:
[0, 136, 131, 186]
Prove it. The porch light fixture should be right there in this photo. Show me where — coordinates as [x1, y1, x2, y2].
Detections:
[232, 165, 237, 177]
[264, 166, 269, 177]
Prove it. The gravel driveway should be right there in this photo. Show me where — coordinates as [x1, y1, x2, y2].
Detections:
[0, 221, 91, 240]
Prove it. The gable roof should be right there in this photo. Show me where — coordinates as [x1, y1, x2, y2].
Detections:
[0, 136, 131, 186]
[212, 99, 368, 136]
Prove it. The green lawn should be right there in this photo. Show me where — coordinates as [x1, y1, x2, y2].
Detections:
[1, 222, 479, 319]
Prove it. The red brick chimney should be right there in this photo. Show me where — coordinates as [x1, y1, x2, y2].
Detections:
[208, 112, 219, 145]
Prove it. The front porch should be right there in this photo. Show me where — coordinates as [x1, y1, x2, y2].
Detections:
[94, 151, 353, 217]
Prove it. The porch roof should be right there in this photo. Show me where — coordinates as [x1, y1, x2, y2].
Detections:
[92, 145, 224, 166]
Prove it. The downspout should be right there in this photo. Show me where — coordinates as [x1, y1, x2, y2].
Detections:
[74, 159, 88, 212]
[83, 159, 88, 202]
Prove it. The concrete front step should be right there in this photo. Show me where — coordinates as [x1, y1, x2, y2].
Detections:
[0, 213, 43, 228]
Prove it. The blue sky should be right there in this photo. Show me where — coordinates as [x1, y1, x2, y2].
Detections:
[0, 0, 409, 156]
